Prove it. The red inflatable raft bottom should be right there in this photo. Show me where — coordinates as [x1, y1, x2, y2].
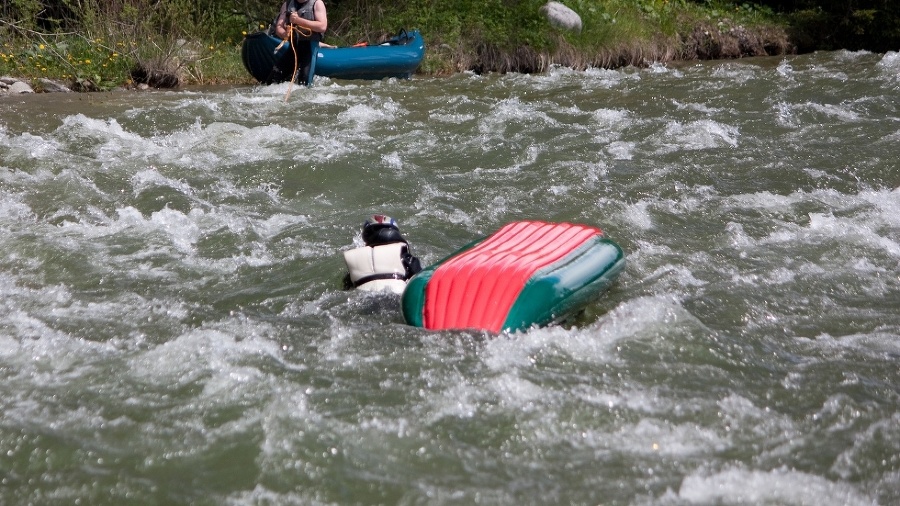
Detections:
[401, 221, 626, 333]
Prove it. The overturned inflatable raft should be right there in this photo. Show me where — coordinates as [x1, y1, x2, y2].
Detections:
[401, 221, 625, 333]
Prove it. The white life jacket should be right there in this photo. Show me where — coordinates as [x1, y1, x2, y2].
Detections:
[343, 243, 408, 294]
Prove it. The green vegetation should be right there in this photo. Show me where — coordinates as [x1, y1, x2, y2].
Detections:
[0, 0, 252, 89]
[749, 0, 900, 52]
[0, 0, 897, 91]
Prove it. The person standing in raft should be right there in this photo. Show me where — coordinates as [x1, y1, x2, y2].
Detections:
[272, 0, 328, 84]
[343, 215, 422, 294]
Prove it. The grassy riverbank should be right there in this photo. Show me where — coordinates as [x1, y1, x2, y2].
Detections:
[0, 0, 888, 90]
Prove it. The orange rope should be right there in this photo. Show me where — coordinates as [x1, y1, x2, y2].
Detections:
[283, 22, 314, 102]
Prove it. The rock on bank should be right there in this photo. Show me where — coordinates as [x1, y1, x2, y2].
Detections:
[1, 77, 73, 95]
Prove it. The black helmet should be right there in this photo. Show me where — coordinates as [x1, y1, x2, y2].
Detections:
[362, 214, 405, 246]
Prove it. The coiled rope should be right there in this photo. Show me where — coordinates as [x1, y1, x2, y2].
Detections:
[276, 22, 313, 102]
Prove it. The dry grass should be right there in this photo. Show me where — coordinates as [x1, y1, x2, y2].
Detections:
[444, 19, 793, 75]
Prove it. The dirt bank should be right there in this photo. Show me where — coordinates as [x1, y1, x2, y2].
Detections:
[446, 19, 793, 75]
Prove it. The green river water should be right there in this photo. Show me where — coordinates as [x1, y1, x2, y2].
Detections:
[1, 50, 898, 505]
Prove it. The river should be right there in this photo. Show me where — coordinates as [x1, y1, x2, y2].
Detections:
[1, 50, 899, 505]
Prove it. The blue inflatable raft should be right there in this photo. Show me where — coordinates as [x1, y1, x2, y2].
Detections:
[241, 29, 425, 85]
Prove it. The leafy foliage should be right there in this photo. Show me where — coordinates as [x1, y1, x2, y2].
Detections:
[0, 0, 895, 88]
[692, 0, 900, 51]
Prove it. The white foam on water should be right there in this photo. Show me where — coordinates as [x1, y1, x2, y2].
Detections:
[0, 306, 118, 376]
[727, 261, 803, 288]
[765, 266, 798, 285]
[127, 323, 282, 389]
[0, 276, 134, 397]
[486, 371, 548, 410]
[479, 96, 559, 135]
[777, 59, 794, 78]
[546, 184, 570, 197]
[831, 411, 900, 480]
[717, 393, 799, 441]
[338, 100, 401, 132]
[126, 93, 223, 123]
[654, 119, 739, 153]
[647, 62, 677, 75]
[809, 330, 900, 356]
[256, 212, 311, 240]
[591, 108, 633, 145]
[472, 336, 810, 468]
[57, 205, 201, 255]
[774, 100, 798, 127]
[225, 85, 349, 122]
[646, 184, 718, 218]
[187, 120, 335, 165]
[254, 386, 327, 488]
[417, 367, 480, 422]
[503, 64, 631, 92]
[672, 99, 723, 115]
[800, 101, 863, 122]
[591, 107, 631, 127]
[876, 51, 900, 68]
[0, 222, 203, 354]
[250, 80, 303, 98]
[480, 295, 703, 376]
[59, 113, 144, 145]
[582, 65, 641, 88]
[481, 324, 616, 374]
[806, 211, 900, 258]
[672, 465, 875, 505]
[876, 52, 900, 86]
[710, 63, 760, 85]
[859, 186, 900, 227]
[62, 110, 346, 169]
[1, 131, 62, 162]
[223, 486, 325, 506]
[834, 49, 874, 61]
[0, 187, 35, 222]
[724, 221, 755, 248]
[131, 167, 197, 199]
[726, 188, 900, 258]
[601, 417, 726, 457]
[623, 201, 654, 230]
[726, 189, 807, 212]
[882, 128, 900, 143]
[412, 183, 478, 225]
[429, 111, 478, 124]
[801, 55, 854, 82]
[41, 205, 253, 287]
[147, 206, 204, 254]
[513, 386, 729, 467]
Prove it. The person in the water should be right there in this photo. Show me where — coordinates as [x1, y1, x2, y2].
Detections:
[342, 215, 422, 294]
